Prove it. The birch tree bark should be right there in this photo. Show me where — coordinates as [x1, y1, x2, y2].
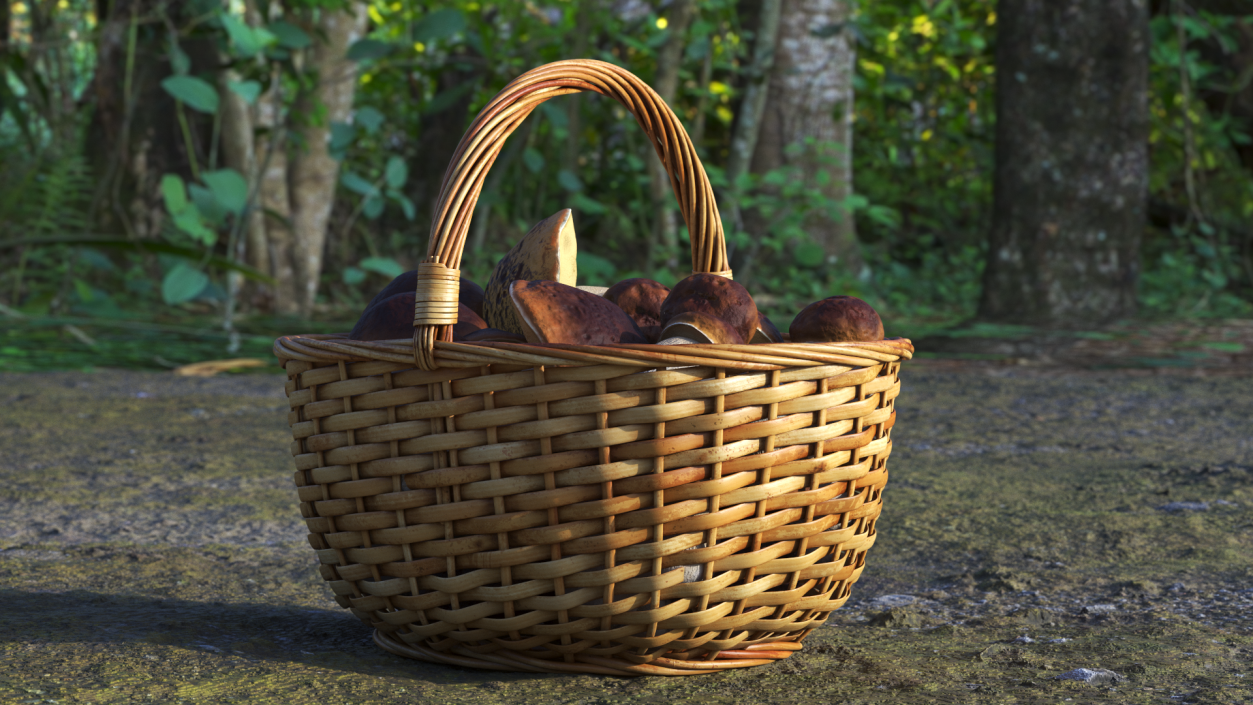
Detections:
[978, 0, 1149, 324]
[289, 4, 369, 317]
[218, 0, 269, 288]
[255, 67, 299, 313]
[739, 0, 861, 280]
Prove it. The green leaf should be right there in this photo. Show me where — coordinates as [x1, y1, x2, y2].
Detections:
[168, 39, 191, 76]
[202, 168, 249, 215]
[0, 236, 273, 284]
[355, 106, 385, 133]
[570, 192, 606, 215]
[162, 264, 210, 305]
[393, 192, 416, 220]
[384, 156, 408, 189]
[557, 169, 583, 192]
[413, 9, 467, 43]
[340, 171, 378, 197]
[173, 207, 217, 246]
[343, 266, 366, 285]
[359, 257, 405, 278]
[1202, 341, 1245, 353]
[267, 20, 311, 49]
[363, 195, 385, 220]
[73, 278, 95, 303]
[189, 184, 227, 226]
[161, 76, 219, 114]
[576, 251, 616, 285]
[423, 81, 475, 116]
[329, 122, 355, 155]
[795, 242, 825, 267]
[160, 174, 188, 215]
[227, 79, 261, 105]
[346, 38, 394, 61]
[523, 148, 545, 174]
[221, 15, 259, 56]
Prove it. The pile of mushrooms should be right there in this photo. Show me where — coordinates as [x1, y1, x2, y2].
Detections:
[349, 210, 884, 346]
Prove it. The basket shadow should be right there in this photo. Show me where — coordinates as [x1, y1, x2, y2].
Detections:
[0, 587, 577, 684]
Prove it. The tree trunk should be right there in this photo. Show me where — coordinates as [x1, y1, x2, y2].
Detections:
[645, 0, 696, 273]
[738, 0, 860, 281]
[978, 0, 1149, 324]
[288, 4, 368, 317]
[724, 0, 781, 262]
[256, 73, 299, 314]
[88, 0, 206, 239]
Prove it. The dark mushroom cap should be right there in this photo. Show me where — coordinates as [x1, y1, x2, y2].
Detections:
[604, 278, 670, 343]
[751, 314, 784, 344]
[459, 278, 486, 318]
[659, 310, 744, 345]
[452, 303, 488, 341]
[659, 273, 758, 345]
[362, 270, 486, 318]
[348, 292, 414, 341]
[789, 296, 884, 343]
[510, 280, 648, 345]
[484, 209, 577, 335]
[462, 327, 526, 343]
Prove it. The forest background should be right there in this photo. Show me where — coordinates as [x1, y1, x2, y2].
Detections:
[0, 0, 1250, 371]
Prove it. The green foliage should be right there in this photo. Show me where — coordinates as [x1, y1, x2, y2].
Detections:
[851, 0, 997, 313]
[1143, 7, 1253, 314]
[4, 0, 1252, 373]
[160, 76, 221, 114]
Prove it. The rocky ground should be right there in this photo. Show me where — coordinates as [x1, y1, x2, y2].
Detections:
[1, 360, 1250, 705]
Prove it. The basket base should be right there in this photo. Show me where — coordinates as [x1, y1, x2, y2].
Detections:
[373, 630, 803, 677]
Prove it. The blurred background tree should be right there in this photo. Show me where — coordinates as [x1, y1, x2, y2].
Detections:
[0, 0, 1250, 371]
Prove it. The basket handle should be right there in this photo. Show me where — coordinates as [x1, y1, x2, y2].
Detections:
[412, 59, 730, 370]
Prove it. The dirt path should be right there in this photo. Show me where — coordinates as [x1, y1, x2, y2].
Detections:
[1, 366, 1250, 704]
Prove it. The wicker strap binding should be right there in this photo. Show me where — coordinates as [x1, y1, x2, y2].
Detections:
[413, 59, 730, 370]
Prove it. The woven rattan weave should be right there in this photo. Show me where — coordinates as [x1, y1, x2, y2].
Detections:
[275, 59, 913, 676]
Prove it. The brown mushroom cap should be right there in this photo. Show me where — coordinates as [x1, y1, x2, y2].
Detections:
[659, 273, 758, 345]
[462, 327, 526, 343]
[658, 311, 744, 345]
[459, 278, 486, 318]
[509, 280, 648, 345]
[605, 278, 670, 343]
[452, 303, 488, 341]
[484, 209, 577, 335]
[348, 292, 414, 341]
[362, 270, 486, 318]
[789, 296, 884, 343]
[751, 314, 784, 344]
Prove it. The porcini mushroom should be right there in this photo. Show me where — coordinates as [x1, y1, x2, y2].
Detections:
[483, 209, 577, 335]
[789, 296, 884, 343]
[658, 311, 745, 345]
[453, 303, 488, 341]
[605, 278, 670, 343]
[462, 327, 526, 343]
[751, 314, 784, 344]
[362, 270, 486, 318]
[509, 280, 648, 345]
[348, 292, 414, 341]
[659, 273, 758, 344]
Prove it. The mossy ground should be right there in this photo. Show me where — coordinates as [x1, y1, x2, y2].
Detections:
[1, 366, 1250, 704]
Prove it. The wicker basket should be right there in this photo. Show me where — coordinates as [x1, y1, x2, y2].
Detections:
[274, 59, 913, 676]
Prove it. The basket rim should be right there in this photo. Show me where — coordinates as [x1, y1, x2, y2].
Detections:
[274, 334, 913, 371]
